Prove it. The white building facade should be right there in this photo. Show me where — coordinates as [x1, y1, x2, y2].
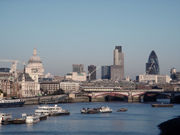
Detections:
[60, 82, 80, 93]
[18, 71, 41, 97]
[137, 74, 171, 84]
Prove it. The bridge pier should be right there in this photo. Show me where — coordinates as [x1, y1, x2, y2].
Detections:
[128, 95, 141, 102]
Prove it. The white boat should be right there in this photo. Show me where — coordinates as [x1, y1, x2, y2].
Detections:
[35, 106, 52, 116]
[26, 115, 40, 124]
[99, 106, 112, 113]
[0, 113, 12, 124]
[35, 105, 70, 116]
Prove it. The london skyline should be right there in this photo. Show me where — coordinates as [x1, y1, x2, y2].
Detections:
[0, 0, 180, 78]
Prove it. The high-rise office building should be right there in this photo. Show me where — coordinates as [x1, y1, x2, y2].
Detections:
[146, 50, 160, 75]
[72, 64, 84, 73]
[101, 66, 111, 79]
[111, 46, 124, 81]
[88, 65, 96, 80]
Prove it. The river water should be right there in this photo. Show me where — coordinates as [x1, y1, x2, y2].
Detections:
[0, 102, 180, 135]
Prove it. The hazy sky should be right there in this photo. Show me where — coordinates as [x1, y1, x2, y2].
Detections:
[0, 0, 180, 79]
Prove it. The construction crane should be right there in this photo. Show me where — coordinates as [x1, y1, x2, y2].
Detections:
[88, 66, 100, 81]
[0, 59, 25, 77]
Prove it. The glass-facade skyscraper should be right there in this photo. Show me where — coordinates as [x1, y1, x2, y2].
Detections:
[146, 50, 160, 75]
[101, 66, 111, 79]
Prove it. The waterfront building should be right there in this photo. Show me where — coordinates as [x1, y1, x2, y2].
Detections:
[136, 74, 170, 84]
[88, 65, 96, 80]
[40, 81, 60, 95]
[18, 68, 41, 97]
[60, 82, 79, 93]
[110, 46, 124, 81]
[146, 50, 160, 75]
[25, 48, 44, 82]
[65, 72, 87, 82]
[101, 66, 111, 80]
[72, 64, 84, 73]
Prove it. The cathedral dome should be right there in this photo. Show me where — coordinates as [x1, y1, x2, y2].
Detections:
[28, 48, 42, 63]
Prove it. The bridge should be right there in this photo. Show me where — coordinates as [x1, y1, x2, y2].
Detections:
[76, 88, 180, 102]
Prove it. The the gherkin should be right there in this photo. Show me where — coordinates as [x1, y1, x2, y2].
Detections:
[146, 50, 160, 75]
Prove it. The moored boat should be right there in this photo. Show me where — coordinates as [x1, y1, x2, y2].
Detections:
[35, 104, 70, 116]
[12, 113, 27, 124]
[0, 99, 24, 108]
[152, 104, 173, 107]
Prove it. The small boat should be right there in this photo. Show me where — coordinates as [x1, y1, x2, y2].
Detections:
[151, 104, 174, 107]
[99, 106, 112, 113]
[81, 108, 100, 114]
[117, 108, 128, 112]
[12, 113, 27, 124]
[0, 113, 12, 124]
[0, 99, 24, 108]
[26, 115, 40, 124]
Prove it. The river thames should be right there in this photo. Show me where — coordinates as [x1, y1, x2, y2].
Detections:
[0, 102, 179, 135]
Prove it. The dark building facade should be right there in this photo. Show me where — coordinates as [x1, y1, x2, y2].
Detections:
[88, 65, 96, 80]
[101, 66, 111, 79]
[111, 46, 124, 81]
[0, 68, 10, 73]
[72, 64, 84, 73]
[146, 50, 160, 75]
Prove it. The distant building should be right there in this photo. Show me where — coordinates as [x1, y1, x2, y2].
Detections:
[88, 65, 96, 80]
[40, 81, 60, 95]
[170, 68, 180, 82]
[65, 72, 87, 82]
[72, 64, 84, 73]
[111, 46, 124, 81]
[136, 74, 170, 84]
[60, 82, 79, 93]
[25, 48, 44, 82]
[101, 66, 111, 79]
[146, 50, 160, 75]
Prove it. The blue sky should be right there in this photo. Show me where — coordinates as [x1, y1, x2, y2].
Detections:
[0, 0, 180, 78]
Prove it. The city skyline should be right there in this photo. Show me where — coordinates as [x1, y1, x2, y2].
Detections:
[0, 0, 180, 78]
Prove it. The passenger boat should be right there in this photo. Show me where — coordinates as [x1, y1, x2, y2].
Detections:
[0, 113, 12, 124]
[26, 115, 40, 124]
[151, 104, 174, 107]
[35, 105, 70, 116]
[99, 106, 112, 113]
[117, 108, 128, 112]
[35, 106, 52, 116]
[0, 99, 24, 108]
